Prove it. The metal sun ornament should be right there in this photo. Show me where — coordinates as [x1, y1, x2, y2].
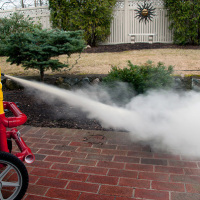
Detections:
[135, 0, 156, 24]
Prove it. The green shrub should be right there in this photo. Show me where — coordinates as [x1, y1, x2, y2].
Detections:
[103, 61, 174, 94]
[49, 0, 116, 47]
[2, 29, 86, 81]
[164, 0, 200, 45]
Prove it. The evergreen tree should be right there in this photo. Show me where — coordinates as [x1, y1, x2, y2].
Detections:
[0, 12, 42, 56]
[2, 29, 86, 81]
[164, 0, 200, 45]
[49, 0, 116, 47]
[0, 12, 41, 41]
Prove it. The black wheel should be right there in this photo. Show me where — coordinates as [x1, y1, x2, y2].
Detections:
[0, 152, 29, 200]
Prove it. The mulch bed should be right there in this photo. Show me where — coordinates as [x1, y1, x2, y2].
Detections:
[3, 43, 200, 130]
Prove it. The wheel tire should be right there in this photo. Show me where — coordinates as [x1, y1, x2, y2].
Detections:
[0, 152, 29, 200]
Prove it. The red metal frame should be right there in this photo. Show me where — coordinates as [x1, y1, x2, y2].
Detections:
[0, 101, 35, 163]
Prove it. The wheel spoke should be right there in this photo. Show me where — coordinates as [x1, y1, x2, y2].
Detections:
[1, 181, 20, 187]
[0, 165, 12, 180]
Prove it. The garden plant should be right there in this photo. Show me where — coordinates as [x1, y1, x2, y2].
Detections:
[164, 0, 200, 45]
[1, 28, 86, 81]
[49, 0, 116, 46]
[103, 60, 174, 94]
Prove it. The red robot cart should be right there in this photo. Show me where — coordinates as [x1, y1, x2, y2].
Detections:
[0, 72, 34, 200]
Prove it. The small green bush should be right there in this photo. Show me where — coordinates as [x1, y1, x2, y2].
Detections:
[103, 61, 174, 94]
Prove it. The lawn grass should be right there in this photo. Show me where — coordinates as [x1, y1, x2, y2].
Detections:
[0, 48, 200, 77]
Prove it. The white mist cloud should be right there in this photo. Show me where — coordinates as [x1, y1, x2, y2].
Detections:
[6, 75, 200, 157]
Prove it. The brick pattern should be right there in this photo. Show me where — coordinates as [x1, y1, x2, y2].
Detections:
[18, 126, 200, 200]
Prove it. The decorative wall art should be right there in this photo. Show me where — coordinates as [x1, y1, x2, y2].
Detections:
[135, 0, 156, 24]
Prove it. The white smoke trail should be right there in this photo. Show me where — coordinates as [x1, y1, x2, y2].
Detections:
[5, 75, 200, 157]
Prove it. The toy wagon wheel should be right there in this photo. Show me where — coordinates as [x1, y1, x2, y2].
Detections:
[0, 152, 29, 200]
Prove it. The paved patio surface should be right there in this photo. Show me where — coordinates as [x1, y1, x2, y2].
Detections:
[16, 125, 200, 200]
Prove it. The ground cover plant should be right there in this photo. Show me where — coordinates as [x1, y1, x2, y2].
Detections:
[103, 60, 174, 94]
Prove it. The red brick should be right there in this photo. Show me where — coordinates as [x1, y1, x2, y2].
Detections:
[79, 166, 108, 175]
[135, 189, 169, 200]
[69, 141, 92, 147]
[126, 163, 153, 172]
[27, 148, 39, 154]
[119, 177, 150, 188]
[44, 155, 71, 163]
[128, 151, 153, 158]
[114, 156, 139, 163]
[26, 184, 48, 195]
[25, 133, 44, 138]
[155, 166, 184, 174]
[37, 177, 68, 188]
[77, 147, 101, 154]
[24, 195, 57, 200]
[32, 143, 55, 149]
[184, 168, 200, 176]
[48, 139, 70, 145]
[108, 169, 138, 178]
[45, 188, 80, 200]
[37, 149, 62, 156]
[93, 144, 117, 149]
[170, 174, 200, 184]
[182, 156, 200, 161]
[121, 145, 151, 152]
[61, 151, 87, 158]
[26, 137, 49, 144]
[58, 171, 88, 181]
[29, 175, 39, 184]
[30, 168, 60, 178]
[101, 149, 127, 156]
[99, 185, 133, 197]
[152, 181, 185, 192]
[29, 161, 52, 169]
[169, 160, 197, 168]
[67, 181, 99, 193]
[186, 183, 200, 193]
[97, 161, 125, 169]
[54, 145, 77, 151]
[139, 172, 169, 181]
[69, 158, 97, 166]
[53, 128, 75, 136]
[115, 198, 135, 200]
[43, 135, 64, 140]
[87, 154, 113, 161]
[154, 153, 180, 160]
[34, 154, 46, 161]
[88, 175, 119, 185]
[51, 163, 79, 172]
[141, 158, 167, 166]
[79, 192, 115, 200]
[171, 192, 200, 200]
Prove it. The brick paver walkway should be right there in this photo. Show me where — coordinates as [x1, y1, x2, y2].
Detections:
[16, 125, 200, 200]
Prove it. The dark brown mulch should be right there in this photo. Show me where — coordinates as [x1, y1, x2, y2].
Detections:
[83, 43, 200, 53]
[3, 90, 104, 130]
[3, 43, 200, 130]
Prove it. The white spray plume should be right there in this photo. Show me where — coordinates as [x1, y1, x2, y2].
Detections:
[5, 75, 200, 157]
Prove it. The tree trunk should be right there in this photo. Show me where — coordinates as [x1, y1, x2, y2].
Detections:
[40, 67, 44, 82]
